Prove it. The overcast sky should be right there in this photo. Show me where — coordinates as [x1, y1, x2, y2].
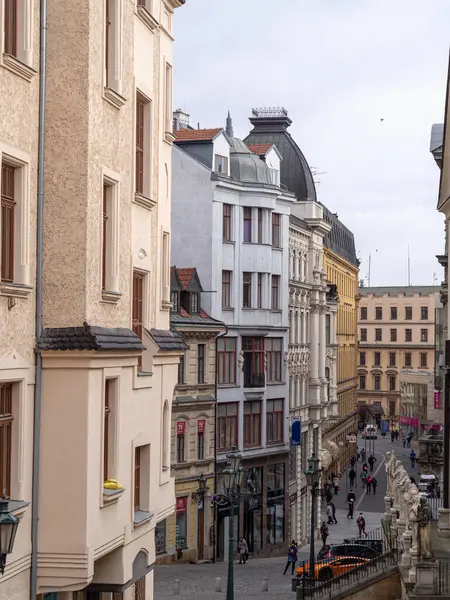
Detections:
[173, 0, 449, 287]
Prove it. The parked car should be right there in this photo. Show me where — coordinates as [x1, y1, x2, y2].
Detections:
[362, 425, 377, 439]
[318, 543, 381, 561]
[296, 556, 369, 581]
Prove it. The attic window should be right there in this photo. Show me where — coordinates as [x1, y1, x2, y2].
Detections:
[215, 155, 228, 174]
[191, 293, 199, 314]
[171, 291, 179, 312]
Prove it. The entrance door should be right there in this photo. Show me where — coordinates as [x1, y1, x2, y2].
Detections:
[197, 507, 204, 560]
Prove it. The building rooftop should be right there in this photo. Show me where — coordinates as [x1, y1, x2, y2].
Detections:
[321, 205, 358, 267]
[173, 128, 223, 142]
[359, 285, 440, 297]
[38, 322, 145, 352]
[247, 143, 274, 156]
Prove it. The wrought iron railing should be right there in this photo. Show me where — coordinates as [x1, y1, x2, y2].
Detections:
[427, 496, 444, 521]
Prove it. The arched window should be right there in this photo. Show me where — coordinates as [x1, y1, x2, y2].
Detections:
[162, 400, 169, 469]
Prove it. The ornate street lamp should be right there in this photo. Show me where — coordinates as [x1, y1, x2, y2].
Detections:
[213, 449, 252, 600]
[193, 473, 207, 506]
[304, 454, 322, 588]
[0, 498, 19, 575]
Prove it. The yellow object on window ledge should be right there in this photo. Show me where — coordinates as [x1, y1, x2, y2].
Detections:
[104, 479, 123, 490]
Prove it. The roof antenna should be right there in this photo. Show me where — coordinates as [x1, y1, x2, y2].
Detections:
[226, 110, 234, 137]
[197, 122, 200, 130]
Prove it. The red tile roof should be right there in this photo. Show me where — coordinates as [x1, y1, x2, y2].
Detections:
[176, 267, 195, 290]
[173, 128, 223, 142]
[247, 143, 273, 156]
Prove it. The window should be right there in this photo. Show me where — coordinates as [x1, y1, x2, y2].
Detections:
[272, 213, 281, 248]
[223, 204, 232, 241]
[222, 270, 231, 308]
[405, 352, 412, 367]
[4, 0, 17, 57]
[103, 379, 117, 482]
[244, 402, 261, 447]
[171, 291, 179, 312]
[197, 344, 205, 384]
[360, 328, 367, 342]
[156, 520, 167, 555]
[373, 375, 381, 391]
[421, 307, 428, 320]
[217, 403, 238, 450]
[105, 0, 112, 86]
[420, 352, 428, 368]
[134, 446, 141, 510]
[389, 376, 396, 392]
[405, 306, 412, 320]
[271, 275, 280, 310]
[164, 63, 173, 134]
[214, 154, 228, 174]
[191, 293, 199, 314]
[218, 338, 237, 385]
[421, 329, 428, 343]
[0, 384, 13, 498]
[405, 329, 412, 342]
[257, 273, 263, 308]
[162, 401, 169, 469]
[197, 421, 205, 460]
[359, 351, 366, 366]
[135, 97, 145, 194]
[243, 272, 252, 308]
[178, 354, 185, 384]
[389, 352, 396, 367]
[242, 336, 265, 388]
[265, 338, 282, 382]
[389, 400, 396, 418]
[176, 424, 185, 463]
[104, 0, 122, 96]
[175, 498, 187, 549]
[360, 307, 367, 320]
[1, 163, 15, 283]
[270, 168, 279, 185]
[390, 307, 397, 320]
[101, 181, 115, 292]
[390, 328, 397, 342]
[375, 328, 382, 342]
[132, 271, 144, 369]
[267, 399, 283, 444]
[359, 375, 366, 390]
[257, 208, 263, 243]
[374, 352, 380, 366]
[243, 207, 252, 242]
[325, 314, 331, 345]
[375, 307, 382, 320]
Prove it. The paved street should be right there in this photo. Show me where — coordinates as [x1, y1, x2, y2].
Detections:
[154, 436, 413, 599]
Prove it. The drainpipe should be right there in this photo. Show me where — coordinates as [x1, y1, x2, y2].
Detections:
[213, 324, 228, 563]
[31, 0, 47, 596]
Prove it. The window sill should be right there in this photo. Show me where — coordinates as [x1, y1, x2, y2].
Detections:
[271, 309, 282, 313]
[134, 192, 156, 211]
[133, 510, 154, 528]
[162, 465, 170, 472]
[222, 306, 235, 311]
[160, 24, 174, 41]
[101, 289, 122, 304]
[266, 381, 285, 386]
[136, 5, 159, 31]
[102, 487, 125, 507]
[244, 444, 262, 449]
[103, 87, 127, 109]
[164, 131, 176, 145]
[267, 440, 285, 447]
[2, 54, 36, 82]
[272, 246, 282, 251]
[222, 240, 235, 245]
[218, 383, 239, 388]
[0, 282, 33, 299]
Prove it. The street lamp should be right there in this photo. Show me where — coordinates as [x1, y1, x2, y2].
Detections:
[195, 473, 207, 503]
[0, 498, 19, 575]
[305, 454, 322, 588]
[213, 449, 251, 600]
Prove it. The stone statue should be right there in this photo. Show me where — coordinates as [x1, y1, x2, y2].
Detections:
[417, 498, 434, 560]
[264, 351, 268, 374]
[385, 451, 396, 498]
[398, 476, 412, 522]
[406, 487, 421, 552]
[238, 351, 244, 372]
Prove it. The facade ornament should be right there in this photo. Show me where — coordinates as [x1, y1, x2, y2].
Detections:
[238, 351, 244, 372]
[417, 497, 434, 560]
[264, 351, 268, 374]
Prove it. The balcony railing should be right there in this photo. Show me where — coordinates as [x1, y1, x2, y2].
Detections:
[243, 371, 265, 388]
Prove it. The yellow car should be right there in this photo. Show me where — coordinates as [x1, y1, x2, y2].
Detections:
[296, 556, 369, 581]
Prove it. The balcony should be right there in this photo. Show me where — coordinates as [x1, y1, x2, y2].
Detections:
[244, 370, 265, 388]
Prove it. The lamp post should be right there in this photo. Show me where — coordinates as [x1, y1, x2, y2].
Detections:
[213, 450, 251, 600]
[0, 498, 19, 575]
[305, 453, 322, 588]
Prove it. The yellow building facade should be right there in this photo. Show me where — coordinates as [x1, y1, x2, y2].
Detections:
[324, 247, 359, 417]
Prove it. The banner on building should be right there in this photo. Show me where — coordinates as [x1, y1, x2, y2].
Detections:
[177, 421, 186, 435]
[400, 416, 419, 427]
[197, 419, 206, 434]
[291, 419, 301, 446]
[381, 419, 390, 434]
[434, 391, 442, 410]
[176, 497, 187, 513]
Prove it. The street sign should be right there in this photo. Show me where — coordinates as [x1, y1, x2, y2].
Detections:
[291, 419, 301, 446]
[346, 434, 357, 443]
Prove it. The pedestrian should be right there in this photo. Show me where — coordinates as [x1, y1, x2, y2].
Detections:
[357, 450, 361, 462]
[320, 522, 329, 546]
[360, 469, 367, 489]
[325, 487, 333, 503]
[371, 477, 378, 495]
[403, 436, 406, 448]
[410, 450, 416, 468]
[349, 467, 356, 487]
[238, 537, 248, 564]
[362, 462, 368, 473]
[347, 489, 356, 519]
[368, 454, 376, 472]
[407, 434, 412, 448]
[283, 540, 298, 575]
[410, 476, 416, 486]
[366, 475, 372, 494]
[360, 448, 366, 462]
[326, 503, 334, 524]
[333, 474, 340, 496]
[391, 431, 395, 442]
[350, 456, 356, 469]
[357, 512, 367, 537]
[330, 501, 338, 524]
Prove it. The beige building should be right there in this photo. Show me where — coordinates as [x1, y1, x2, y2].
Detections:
[357, 286, 439, 427]
[0, 1, 185, 599]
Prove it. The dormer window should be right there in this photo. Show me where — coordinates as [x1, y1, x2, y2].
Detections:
[270, 169, 279, 185]
[215, 155, 228, 174]
[171, 291, 179, 312]
[191, 293, 199, 314]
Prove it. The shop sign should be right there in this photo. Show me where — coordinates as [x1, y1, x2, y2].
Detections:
[177, 421, 186, 435]
[434, 391, 441, 410]
[291, 419, 301, 446]
[197, 419, 206, 434]
[346, 434, 357, 443]
[176, 497, 187, 513]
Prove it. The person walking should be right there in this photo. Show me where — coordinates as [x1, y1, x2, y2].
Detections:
[325, 486, 333, 503]
[326, 503, 334, 525]
[371, 476, 378, 495]
[357, 450, 361, 462]
[283, 541, 298, 575]
[238, 537, 248, 564]
[410, 450, 416, 468]
[349, 467, 356, 487]
[406, 433, 412, 448]
[357, 512, 367, 537]
[360, 448, 366, 462]
[368, 454, 376, 472]
[347, 489, 356, 519]
[362, 462, 368, 473]
[360, 469, 367, 489]
[350, 455, 356, 469]
[366, 474, 372, 494]
[320, 522, 329, 546]
[410, 476, 416, 486]
[333, 474, 340, 496]
[330, 501, 338, 524]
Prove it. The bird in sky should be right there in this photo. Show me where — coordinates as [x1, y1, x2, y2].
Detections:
[380, 118, 384, 122]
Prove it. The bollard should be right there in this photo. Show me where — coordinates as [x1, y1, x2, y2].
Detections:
[262, 577, 269, 592]
[215, 577, 222, 592]
[173, 579, 180, 595]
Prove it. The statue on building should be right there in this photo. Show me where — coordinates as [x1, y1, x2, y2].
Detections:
[264, 351, 268, 374]
[417, 497, 434, 560]
[406, 487, 421, 553]
[238, 350, 244, 372]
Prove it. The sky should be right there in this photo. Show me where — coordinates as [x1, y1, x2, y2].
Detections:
[173, 0, 449, 287]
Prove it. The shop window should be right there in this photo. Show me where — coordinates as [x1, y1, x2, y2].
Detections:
[267, 463, 285, 545]
[175, 497, 188, 549]
[155, 519, 167, 555]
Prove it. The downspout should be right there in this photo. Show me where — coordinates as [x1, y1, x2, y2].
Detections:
[31, 0, 47, 596]
[213, 324, 228, 563]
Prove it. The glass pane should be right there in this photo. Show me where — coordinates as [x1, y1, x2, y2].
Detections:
[227, 403, 237, 416]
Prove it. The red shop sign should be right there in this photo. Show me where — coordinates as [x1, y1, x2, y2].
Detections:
[197, 419, 206, 434]
[177, 421, 186, 435]
[176, 497, 187, 513]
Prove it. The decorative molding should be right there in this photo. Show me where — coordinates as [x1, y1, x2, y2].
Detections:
[0, 283, 32, 299]
[137, 5, 159, 31]
[101, 290, 121, 304]
[103, 87, 127, 109]
[134, 193, 156, 211]
[2, 54, 36, 82]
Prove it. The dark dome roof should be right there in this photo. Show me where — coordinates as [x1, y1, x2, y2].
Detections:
[244, 107, 316, 202]
[229, 138, 273, 184]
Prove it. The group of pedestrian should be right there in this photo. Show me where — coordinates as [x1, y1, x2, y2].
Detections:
[360, 462, 378, 494]
[403, 432, 413, 448]
[390, 430, 400, 442]
[326, 501, 338, 525]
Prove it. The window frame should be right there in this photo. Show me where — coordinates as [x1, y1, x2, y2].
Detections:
[243, 401, 261, 447]
[375, 328, 382, 342]
[373, 375, 381, 391]
[420, 352, 428, 368]
[375, 306, 382, 320]
[359, 375, 366, 390]
[266, 399, 283, 445]
[134, 446, 141, 511]
[390, 328, 397, 342]
[359, 351, 366, 366]
[197, 426, 205, 460]
[257, 208, 263, 243]
[1, 162, 15, 283]
[0, 383, 13, 498]
[405, 329, 412, 342]
[389, 375, 396, 392]
[4, 0, 18, 57]
[405, 306, 412, 320]
[389, 352, 396, 367]
[214, 154, 228, 174]
[360, 328, 367, 342]
[176, 430, 186, 463]
[405, 352, 412, 367]
[217, 338, 237, 385]
[243, 272, 252, 308]
[257, 273, 263, 308]
[421, 329, 428, 343]
[265, 338, 282, 383]
[390, 306, 397, 320]
[374, 351, 381, 366]
[132, 271, 144, 369]
[272, 213, 281, 248]
[222, 204, 232, 241]
[271, 275, 280, 310]
[222, 270, 231, 308]
[177, 354, 185, 384]
[360, 307, 367, 320]
[197, 343, 205, 384]
[421, 306, 428, 320]
[217, 402, 238, 451]
[243, 207, 252, 243]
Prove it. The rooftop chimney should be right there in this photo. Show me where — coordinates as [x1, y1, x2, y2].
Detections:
[173, 108, 190, 131]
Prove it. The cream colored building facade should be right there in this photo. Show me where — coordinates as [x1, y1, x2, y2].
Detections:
[0, 1, 184, 599]
[358, 286, 439, 427]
